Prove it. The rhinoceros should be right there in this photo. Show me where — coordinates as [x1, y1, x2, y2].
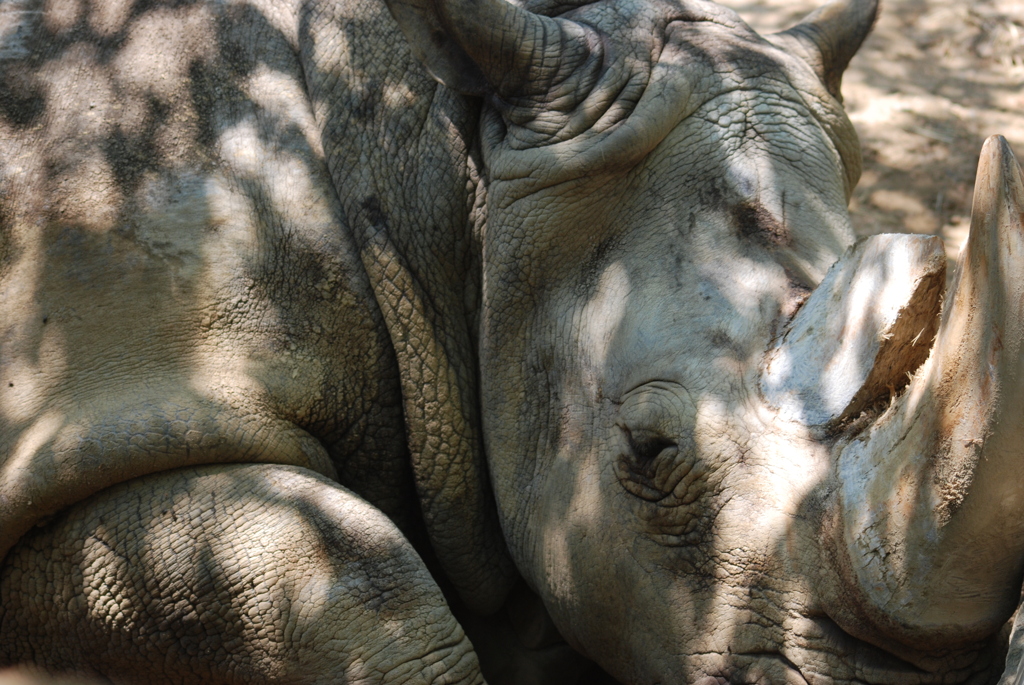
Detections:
[2, 0, 1024, 680]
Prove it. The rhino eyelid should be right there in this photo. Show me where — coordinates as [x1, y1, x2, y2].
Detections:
[617, 378, 687, 399]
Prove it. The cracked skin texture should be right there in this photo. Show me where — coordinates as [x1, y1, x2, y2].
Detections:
[0, 0, 1019, 681]
[0, 464, 483, 685]
[0, 0, 513, 677]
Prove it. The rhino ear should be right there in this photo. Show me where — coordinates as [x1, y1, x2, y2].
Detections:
[385, 0, 598, 100]
[770, 0, 879, 101]
[385, 0, 490, 95]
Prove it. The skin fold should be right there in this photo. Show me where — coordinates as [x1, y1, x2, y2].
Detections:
[1, 465, 483, 684]
[0, 0, 510, 678]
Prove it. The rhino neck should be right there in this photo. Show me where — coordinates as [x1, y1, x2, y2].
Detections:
[298, 0, 517, 613]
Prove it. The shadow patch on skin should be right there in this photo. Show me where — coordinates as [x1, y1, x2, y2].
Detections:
[733, 200, 790, 248]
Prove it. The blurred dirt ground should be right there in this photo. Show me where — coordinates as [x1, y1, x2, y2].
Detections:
[720, 0, 1024, 271]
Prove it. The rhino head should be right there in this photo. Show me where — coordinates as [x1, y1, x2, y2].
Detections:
[390, 0, 1024, 681]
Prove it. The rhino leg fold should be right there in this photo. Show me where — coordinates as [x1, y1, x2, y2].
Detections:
[0, 464, 484, 685]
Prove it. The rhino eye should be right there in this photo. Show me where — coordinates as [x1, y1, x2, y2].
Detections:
[625, 428, 676, 464]
[616, 425, 705, 503]
[619, 425, 679, 488]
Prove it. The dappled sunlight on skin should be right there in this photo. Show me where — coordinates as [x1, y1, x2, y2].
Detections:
[497, 163, 851, 681]
[1, 464, 484, 683]
[716, 115, 854, 280]
[668, 393, 827, 681]
[189, 101, 340, 408]
[475, 1, 1010, 681]
[694, 253, 786, 358]
[0, 228, 66, 426]
[245, 66, 331, 156]
[4, 0, 431, 484]
[3, 0, 553, 673]
[0, 3, 38, 60]
[36, 56, 120, 232]
[0, 0, 421, 616]
[111, 5, 217, 102]
[578, 261, 631, 385]
[0, 412, 62, 496]
[2, 0, 1019, 679]
[718, 0, 1024, 283]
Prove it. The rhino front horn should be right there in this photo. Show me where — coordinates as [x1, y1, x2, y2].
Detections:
[821, 135, 1024, 651]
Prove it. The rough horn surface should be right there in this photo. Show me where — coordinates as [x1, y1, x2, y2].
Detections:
[826, 134, 1024, 650]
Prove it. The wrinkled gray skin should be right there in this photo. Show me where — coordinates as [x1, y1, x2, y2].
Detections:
[2, 0, 1023, 682]
[0, 0, 516, 678]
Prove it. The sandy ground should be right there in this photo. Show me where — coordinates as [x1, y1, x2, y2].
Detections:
[720, 0, 1024, 275]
